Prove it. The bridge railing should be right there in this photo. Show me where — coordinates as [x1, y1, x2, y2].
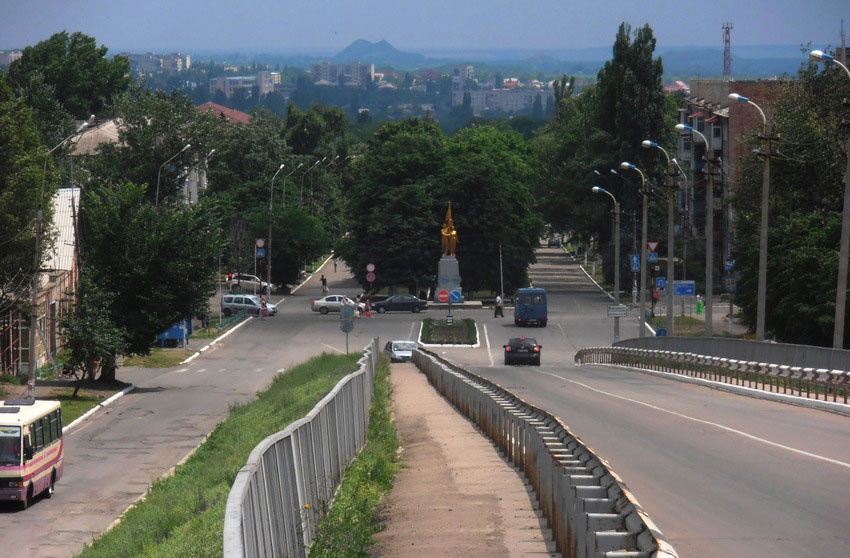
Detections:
[575, 346, 850, 412]
[414, 347, 678, 558]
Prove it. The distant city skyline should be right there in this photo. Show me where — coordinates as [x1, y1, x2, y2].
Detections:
[2, 0, 847, 55]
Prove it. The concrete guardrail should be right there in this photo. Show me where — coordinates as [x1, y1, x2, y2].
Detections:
[413, 348, 677, 558]
[223, 338, 379, 557]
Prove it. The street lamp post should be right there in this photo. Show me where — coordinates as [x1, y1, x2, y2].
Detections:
[672, 158, 690, 280]
[300, 157, 325, 206]
[729, 93, 771, 341]
[282, 162, 303, 210]
[29, 116, 95, 399]
[267, 163, 285, 291]
[643, 139, 677, 335]
[593, 186, 622, 342]
[155, 143, 191, 207]
[810, 50, 850, 348]
[676, 123, 714, 337]
[620, 161, 648, 337]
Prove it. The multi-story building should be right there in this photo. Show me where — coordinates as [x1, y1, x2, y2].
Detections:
[0, 50, 22, 68]
[451, 64, 553, 115]
[209, 71, 281, 98]
[310, 61, 374, 87]
[126, 52, 191, 75]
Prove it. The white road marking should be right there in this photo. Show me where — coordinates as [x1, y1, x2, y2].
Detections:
[539, 370, 850, 471]
[321, 342, 344, 354]
[483, 324, 494, 367]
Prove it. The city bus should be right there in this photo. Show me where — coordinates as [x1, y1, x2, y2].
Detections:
[0, 398, 64, 509]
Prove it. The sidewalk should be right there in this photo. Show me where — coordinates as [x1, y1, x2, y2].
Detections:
[371, 363, 558, 557]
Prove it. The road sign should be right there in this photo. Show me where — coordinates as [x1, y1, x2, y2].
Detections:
[340, 306, 355, 319]
[647, 241, 659, 252]
[449, 289, 462, 303]
[647, 251, 659, 263]
[366, 262, 376, 273]
[256, 238, 265, 248]
[436, 290, 450, 303]
[673, 280, 696, 297]
[607, 304, 628, 317]
[255, 247, 265, 259]
[656, 276, 667, 290]
[340, 320, 354, 333]
[724, 274, 736, 293]
[366, 272, 376, 283]
[630, 254, 640, 272]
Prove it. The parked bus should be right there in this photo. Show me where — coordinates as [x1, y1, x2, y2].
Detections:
[513, 287, 548, 327]
[0, 399, 64, 509]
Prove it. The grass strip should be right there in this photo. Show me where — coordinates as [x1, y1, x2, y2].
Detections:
[77, 351, 361, 557]
[308, 356, 401, 557]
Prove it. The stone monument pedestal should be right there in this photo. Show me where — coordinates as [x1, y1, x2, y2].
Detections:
[435, 256, 463, 302]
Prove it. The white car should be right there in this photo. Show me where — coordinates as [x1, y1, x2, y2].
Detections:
[384, 340, 417, 363]
[311, 294, 365, 315]
[221, 294, 277, 317]
[227, 273, 271, 295]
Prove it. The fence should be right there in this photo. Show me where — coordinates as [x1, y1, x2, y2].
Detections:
[413, 348, 677, 558]
[575, 346, 850, 414]
[223, 338, 378, 557]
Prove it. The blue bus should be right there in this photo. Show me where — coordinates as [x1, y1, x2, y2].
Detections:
[513, 288, 548, 327]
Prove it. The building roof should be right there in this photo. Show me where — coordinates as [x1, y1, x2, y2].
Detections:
[70, 119, 121, 155]
[46, 187, 79, 272]
[196, 102, 251, 124]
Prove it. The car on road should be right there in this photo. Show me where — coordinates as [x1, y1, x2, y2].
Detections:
[547, 237, 561, 248]
[227, 273, 271, 295]
[311, 294, 365, 314]
[503, 337, 542, 366]
[372, 294, 428, 313]
[384, 340, 418, 363]
[221, 294, 277, 317]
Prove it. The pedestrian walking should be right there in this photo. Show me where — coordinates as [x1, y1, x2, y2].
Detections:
[651, 287, 660, 317]
[494, 294, 504, 318]
[333, 258, 338, 272]
[260, 296, 269, 320]
[321, 274, 329, 293]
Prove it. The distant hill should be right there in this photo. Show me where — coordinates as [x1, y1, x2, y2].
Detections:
[334, 39, 428, 67]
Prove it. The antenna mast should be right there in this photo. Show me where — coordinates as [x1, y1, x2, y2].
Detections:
[723, 22, 733, 81]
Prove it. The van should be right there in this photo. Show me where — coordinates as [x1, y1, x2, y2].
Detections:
[221, 294, 277, 317]
[513, 287, 547, 327]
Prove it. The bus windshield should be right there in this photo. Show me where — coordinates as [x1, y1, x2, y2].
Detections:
[0, 426, 22, 466]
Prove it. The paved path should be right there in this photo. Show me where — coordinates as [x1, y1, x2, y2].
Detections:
[371, 362, 558, 557]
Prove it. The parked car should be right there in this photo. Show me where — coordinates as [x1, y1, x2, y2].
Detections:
[227, 273, 271, 295]
[221, 294, 277, 317]
[503, 337, 542, 366]
[384, 340, 417, 363]
[547, 237, 561, 248]
[311, 294, 365, 314]
[372, 294, 428, 313]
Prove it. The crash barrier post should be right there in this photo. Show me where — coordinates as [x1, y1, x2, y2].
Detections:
[414, 348, 678, 558]
[575, 347, 850, 413]
[223, 338, 379, 557]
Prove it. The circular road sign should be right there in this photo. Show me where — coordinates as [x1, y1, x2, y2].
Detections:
[437, 290, 450, 303]
[366, 272, 376, 283]
[449, 289, 462, 303]
[340, 320, 354, 333]
[366, 262, 376, 273]
[340, 306, 355, 320]
[256, 238, 265, 248]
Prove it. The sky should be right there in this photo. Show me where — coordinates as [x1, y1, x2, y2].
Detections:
[1, 0, 847, 55]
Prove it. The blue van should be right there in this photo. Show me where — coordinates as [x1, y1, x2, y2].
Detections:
[513, 288, 548, 327]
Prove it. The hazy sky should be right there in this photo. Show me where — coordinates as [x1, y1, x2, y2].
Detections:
[1, 0, 846, 54]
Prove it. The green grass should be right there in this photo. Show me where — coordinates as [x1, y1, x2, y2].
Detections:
[122, 347, 195, 368]
[420, 318, 478, 344]
[309, 356, 400, 557]
[56, 393, 112, 425]
[77, 351, 363, 558]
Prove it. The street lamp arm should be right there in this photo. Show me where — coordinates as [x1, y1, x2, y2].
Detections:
[156, 143, 192, 206]
[810, 50, 850, 80]
[729, 93, 767, 133]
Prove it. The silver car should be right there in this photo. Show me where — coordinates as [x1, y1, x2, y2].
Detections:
[384, 340, 417, 362]
[221, 294, 277, 317]
[311, 294, 365, 315]
[227, 273, 271, 295]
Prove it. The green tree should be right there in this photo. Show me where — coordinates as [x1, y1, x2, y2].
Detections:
[338, 118, 446, 292]
[436, 125, 544, 294]
[8, 31, 130, 120]
[0, 72, 44, 312]
[78, 182, 223, 380]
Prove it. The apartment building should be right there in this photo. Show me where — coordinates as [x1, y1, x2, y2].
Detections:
[310, 61, 374, 87]
[0, 50, 22, 68]
[126, 52, 191, 75]
[209, 71, 281, 98]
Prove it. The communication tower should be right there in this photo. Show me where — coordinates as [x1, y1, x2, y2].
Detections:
[723, 22, 733, 81]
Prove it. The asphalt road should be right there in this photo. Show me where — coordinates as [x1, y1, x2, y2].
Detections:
[3, 250, 848, 558]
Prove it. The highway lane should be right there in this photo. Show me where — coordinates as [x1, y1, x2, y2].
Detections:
[439, 248, 850, 557]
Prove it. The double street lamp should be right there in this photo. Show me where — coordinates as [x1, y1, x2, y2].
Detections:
[810, 49, 850, 348]
[155, 143, 192, 207]
[619, 161, 649, 337]
[267, 163, 286, 290]
[675, 123, 714, 336]
[592, 186, 622, 341]
[642, 139, 677, 335]
[300, 157, 326, 206]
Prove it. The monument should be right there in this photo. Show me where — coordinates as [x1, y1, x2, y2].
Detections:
[435, 202, 463, 302]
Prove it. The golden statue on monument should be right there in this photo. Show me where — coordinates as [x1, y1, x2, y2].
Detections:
[441, 202, 458, 257]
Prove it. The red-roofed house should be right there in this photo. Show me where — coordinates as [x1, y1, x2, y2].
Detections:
[197, 102, 251, 124]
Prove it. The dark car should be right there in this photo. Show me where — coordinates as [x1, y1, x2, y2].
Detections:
[372, 294, 427, 313]
[547, 237, 561, 248]
[503, 337, 542, 366]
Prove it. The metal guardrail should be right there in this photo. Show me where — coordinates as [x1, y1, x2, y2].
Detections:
[217, 311, 248, 332]
[223, 338, 379, 558]
[575, 346, 850, 412]
[413, 348, 677, 558]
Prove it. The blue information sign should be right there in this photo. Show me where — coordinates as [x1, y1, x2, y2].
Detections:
[673, 280, 696, 297]
[255, 247, 266, 259]
[630, 254, 640, 272]
[449, 289, 463, 303]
